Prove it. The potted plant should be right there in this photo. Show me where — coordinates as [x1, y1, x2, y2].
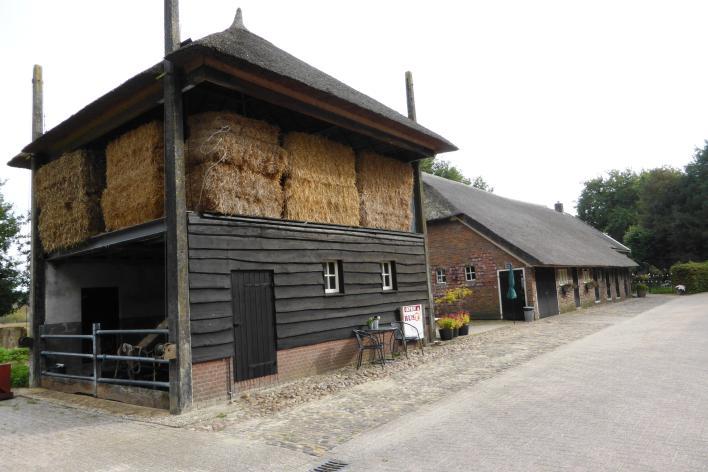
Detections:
[635, 283, 648, 298]
[367, 315, 381, 329]
[560, 282, 575, 296]
[584, 280, 597, 292]
[436, 317, 455, 341]
[457, 311, 471, 335]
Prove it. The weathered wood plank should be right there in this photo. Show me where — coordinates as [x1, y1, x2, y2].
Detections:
[188, 248, 425, 265]
[191, 316, 231, 334]
[275, 298, 428, 325]
[189, 288, 232, 304]
[189, 258, 321, 274]
[190, 301, 232, 319]
[275, 290, 429, 313]
[188, 233, 424, 255]
[189, 272, 231, 289]
[191, 343, 232, 363]
[192, 330, 233, 348]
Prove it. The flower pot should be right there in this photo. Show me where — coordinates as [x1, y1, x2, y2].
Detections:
[458, 324, 469, 335]
[452, 327, 459, 337]
[439, 328, 453, 341]
[637, 288, 647, 298]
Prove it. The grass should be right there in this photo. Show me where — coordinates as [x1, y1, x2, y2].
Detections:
[0, 347, 29, 388]
[648, 286, 675, 294]
[0, 305, 28, 325]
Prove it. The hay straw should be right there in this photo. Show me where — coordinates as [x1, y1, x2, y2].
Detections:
[187, 112, 287, 177]
[187, 162, 283, 218]
[34, 149, 105, 252]
[282, 132, 359, 225]
[102, 121, 164, 230]
[283, 132, 356, 185]
[284, 178, 360, 226]
[356, 151, 414, 231]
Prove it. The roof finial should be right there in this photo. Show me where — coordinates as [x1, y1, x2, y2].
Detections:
[230, 8, 245, 29]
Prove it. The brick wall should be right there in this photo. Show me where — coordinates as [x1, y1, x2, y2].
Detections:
[192, 337, 360, 406]
[427, 219, 534, 319]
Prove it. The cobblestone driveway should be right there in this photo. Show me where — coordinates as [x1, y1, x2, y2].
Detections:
[201, 296, 671, 456]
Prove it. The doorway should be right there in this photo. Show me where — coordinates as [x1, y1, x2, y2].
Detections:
[231, 270, 277, 382]
[535, 268, 559, 318]
[498, 269, 527, 321]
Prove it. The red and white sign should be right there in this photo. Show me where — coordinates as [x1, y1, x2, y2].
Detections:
[401, 304, 425, 339]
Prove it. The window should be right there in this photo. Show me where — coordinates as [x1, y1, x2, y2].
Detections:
[323, 261, 341, 294]
[436, 268, 447, 284]
[381, 261, 396, 291]
[465, 265, 476, 282]
[582, 269, 591, 283]
[557, 268, 571, 286]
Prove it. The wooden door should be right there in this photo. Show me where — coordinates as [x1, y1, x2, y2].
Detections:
[231, 271, 277, 381]
[498, 269, 526, 321]
[535, 268, 559, 318]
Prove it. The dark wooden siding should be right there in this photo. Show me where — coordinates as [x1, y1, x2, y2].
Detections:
[187, 214, 428, 362]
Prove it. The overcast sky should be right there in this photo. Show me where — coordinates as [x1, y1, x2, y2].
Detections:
[2, 0, 707, 218]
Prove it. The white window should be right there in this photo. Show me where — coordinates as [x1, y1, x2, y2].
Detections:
[436, 268, 447, 284]
[323, 261, 340, 294]
[381, 262, 395, 291]
[465, 265, 476, 281]
[582, 269, 591, 283]
[557, 268, 571, 286]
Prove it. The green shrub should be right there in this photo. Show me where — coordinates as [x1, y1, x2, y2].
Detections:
[671, 261, 708, 294]
[0, 347, 29, 388]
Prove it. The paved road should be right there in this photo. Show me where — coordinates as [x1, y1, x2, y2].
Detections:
[3, 294, 706, 471]
[330, 293, 708, 471]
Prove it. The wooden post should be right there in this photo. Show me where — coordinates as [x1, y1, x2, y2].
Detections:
[29, 64, 45, 387]
[406, 71, 436, 343]
[163, 0, 192, 413]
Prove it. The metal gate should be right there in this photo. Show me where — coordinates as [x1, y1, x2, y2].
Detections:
[231, 270, 277, 381]
[535, 268, 559, 318]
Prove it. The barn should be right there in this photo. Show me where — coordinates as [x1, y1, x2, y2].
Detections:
[8, 8, 455, 412]
[423, 174, 637, 321]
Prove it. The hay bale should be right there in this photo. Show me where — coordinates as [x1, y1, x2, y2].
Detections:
[34, 149, 104, 252]
[282, 132, 359, 226]
[187, 112, 287, 178]
[185, 112, 286, 218]
[356, 151, 414, 231]
[187, 162, 283, 219]
[102, 122, 164, 231]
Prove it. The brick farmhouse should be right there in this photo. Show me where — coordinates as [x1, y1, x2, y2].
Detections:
[423, 174, 638, 320]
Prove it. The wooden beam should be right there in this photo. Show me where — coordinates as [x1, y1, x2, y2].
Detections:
[164, 0, 193, 414]
[406, 71, 436, 343]
[29, 65, 45, 387]
[200, 58, 441, 156]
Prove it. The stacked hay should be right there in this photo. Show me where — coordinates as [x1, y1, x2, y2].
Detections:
[34, 150, 104, 253]
[283, 133, 359, 226]
[356, 151, 414, 231]
[186, 112, 286, 218]
[101, 121, 164, 231]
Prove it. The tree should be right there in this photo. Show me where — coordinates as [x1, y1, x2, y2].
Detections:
[0, 181, 28, 316]
[420, 157, 493, 191]
[576, 169, 639, 242]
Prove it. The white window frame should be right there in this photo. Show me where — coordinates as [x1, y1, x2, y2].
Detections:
[436, 268, 447, 284]
[465, 265, 476, 282]
[557, 268, 571, 286]
[381, 262, 394, 291]
[323, 261, 340, 294]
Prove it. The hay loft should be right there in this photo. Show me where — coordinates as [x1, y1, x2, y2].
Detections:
[356, 151, 414, 232]
[101, 121, 165, 231]
[283, 132, 359, 226]
[34, 149, 104, 252]
[185, 112, 286, 218]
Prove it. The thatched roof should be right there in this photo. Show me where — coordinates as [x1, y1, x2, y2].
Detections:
[423, 173, 637, 268]
[8, 9, 455, 169]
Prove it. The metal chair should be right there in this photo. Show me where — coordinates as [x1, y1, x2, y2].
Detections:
[390, 322, 424, 358]
[353, 329, 385, 369]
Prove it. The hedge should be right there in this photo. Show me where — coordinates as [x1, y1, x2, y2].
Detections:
[670, 261, 708, 294]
